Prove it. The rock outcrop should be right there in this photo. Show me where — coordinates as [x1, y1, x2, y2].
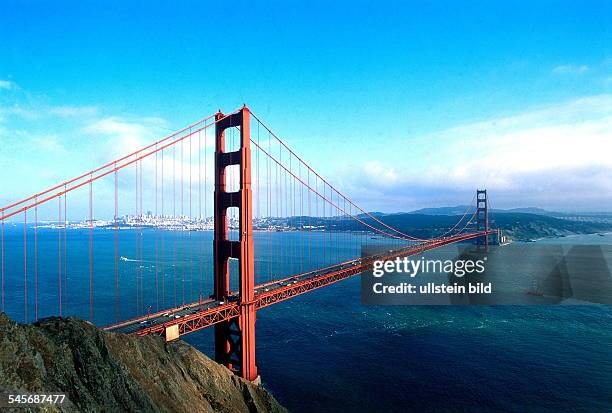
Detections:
[0, 313, 286, 412]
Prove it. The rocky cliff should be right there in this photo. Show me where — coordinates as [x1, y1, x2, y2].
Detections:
[0, 313, 286, 412]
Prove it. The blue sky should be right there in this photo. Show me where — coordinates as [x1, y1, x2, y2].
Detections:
[1, 1, 611, 213]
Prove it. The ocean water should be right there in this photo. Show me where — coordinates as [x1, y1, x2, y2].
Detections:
[1, 227, 611, 412]
[0, 226, 387, 325]
[184, 234, 612, 412]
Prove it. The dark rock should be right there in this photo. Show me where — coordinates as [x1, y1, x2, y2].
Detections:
[0, 313, 287, 412]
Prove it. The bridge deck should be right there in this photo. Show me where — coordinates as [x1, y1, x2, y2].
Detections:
[104, 231, 491, 338]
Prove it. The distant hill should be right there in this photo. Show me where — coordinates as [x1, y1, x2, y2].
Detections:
[407, 206, 473, 215]
[375, 212, 612, 241]
[280, 210, 612, 241]
[407, 205, 612, 219]
[504, 207, 551, 214]
[487, 212, 612, 240]
[408, 205, 559, 216]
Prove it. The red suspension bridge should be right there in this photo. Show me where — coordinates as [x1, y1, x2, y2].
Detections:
[0, 106, 496, 382]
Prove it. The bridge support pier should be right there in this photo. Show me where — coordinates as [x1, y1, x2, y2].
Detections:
[164, 324, 179, 342]
[213, 107, 258, 382]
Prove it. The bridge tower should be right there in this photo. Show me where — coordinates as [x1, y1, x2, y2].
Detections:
[213, 106, 258, 382]
[476, 189, 489, 250]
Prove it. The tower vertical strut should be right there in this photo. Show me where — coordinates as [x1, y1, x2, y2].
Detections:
[213, 106, 258, 382]
[476, 189, 489, 250]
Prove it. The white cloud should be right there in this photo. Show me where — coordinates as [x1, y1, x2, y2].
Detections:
[0, 80, 18, 90]
[0, 81, 216, 219]
[427, 95, 612, 181]
[552, 64, 589, 75]
[28, 134, 67, 154]
[0, 105, 37, 120]
[362, 161, 399, 186]
[342, 95, 612, 211]
[47, 105, 98, 117]
[82, 115, 212, 187]
[84, 116, 168, 157]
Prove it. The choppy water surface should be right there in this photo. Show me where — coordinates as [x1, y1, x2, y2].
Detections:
[185, 234, 612, 412]
[2, 227, 611, 412]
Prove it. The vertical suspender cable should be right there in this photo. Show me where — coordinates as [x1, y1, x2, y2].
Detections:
[134, 158, 139, 315]
[89, 174, 93, 321]
[181, 133, 185, 305]
[1, 210, 4, 312]
[139, 159, 143, 313]
[114, 163, 119, 321]
[256, 123, 260, 283]
[58, 196, 62, 316]
[277, 141, 280, 279]
[23, 210, 27, 322]
[189, 129, 193, 302]
[155, 146, 159, 311]
[267, 131, 271, 281]
[290, 152, 293, 274]
[34, 198, 38, 320]
[161, 148, 165, 308]
[63, 186, 67, 312]
[198, 129, 203, 300]
[308, 168, 311, 271]
[173, 144, 177, 308]
[204, 126, 207, 295]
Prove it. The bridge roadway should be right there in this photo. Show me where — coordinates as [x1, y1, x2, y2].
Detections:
[104, 231, 492, 339]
